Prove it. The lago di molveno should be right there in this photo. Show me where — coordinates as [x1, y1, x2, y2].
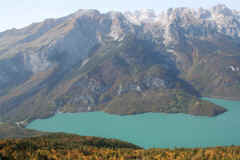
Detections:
[27, 98, 240, 148]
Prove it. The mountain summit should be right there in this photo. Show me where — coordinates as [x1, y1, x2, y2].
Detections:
[0, 5, 240, 125]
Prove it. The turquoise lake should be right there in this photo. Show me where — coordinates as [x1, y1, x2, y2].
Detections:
[27, 98, 240, 149]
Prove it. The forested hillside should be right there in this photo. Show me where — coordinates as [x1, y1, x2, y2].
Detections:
[0, 134, 239, 160]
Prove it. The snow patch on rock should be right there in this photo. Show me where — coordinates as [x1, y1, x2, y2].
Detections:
[229, 65, 240, 72]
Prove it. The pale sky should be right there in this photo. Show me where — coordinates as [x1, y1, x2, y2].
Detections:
[0, 0, 240, 32]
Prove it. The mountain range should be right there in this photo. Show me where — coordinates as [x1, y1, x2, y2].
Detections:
[0, 4, 240, 127]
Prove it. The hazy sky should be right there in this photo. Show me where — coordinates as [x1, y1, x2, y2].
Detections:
[1, 0, 240, 32]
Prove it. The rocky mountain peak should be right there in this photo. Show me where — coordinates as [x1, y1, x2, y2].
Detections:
[106, 11, 124, 19]
[135, 9, 157, 19]
[211, 4, 233, 16]
[124, 9, 158, 25]
[166, 7, 195, 16]
[71, 9, 101, 19]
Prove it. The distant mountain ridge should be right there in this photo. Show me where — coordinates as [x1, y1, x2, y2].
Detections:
[0, 4, 240, 126]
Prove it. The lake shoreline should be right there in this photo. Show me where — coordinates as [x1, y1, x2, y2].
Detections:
[27, 97, 240, 149]
[24, 96, 235, 127]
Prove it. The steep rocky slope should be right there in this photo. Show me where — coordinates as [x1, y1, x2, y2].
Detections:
[0, 4, 240, 126]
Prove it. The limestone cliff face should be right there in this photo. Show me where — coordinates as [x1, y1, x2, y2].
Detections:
[0, 5, 240, 124]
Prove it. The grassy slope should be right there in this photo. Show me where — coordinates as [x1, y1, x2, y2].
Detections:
[0, 133, 240, 160]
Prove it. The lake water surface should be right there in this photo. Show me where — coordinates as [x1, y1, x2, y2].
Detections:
[27, 98, 240, 148]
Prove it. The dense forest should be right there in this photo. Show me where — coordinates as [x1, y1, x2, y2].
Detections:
[0, 133, 240, 160]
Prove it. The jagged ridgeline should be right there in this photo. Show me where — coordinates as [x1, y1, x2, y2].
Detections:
[0, 4, 240, 125]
